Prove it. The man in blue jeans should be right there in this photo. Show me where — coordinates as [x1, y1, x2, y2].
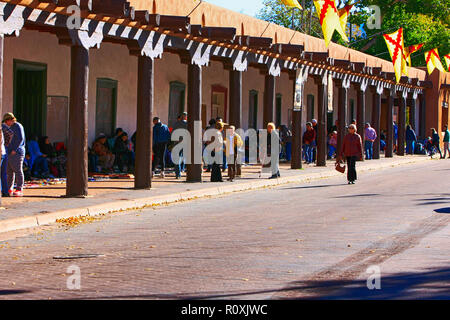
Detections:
[3, 113, 26, 197]
[364, 123, 377, 160]
[152, 117, 171, 178]
[172, 113, 187, 179]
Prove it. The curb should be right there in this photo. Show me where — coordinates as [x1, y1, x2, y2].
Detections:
[0, 156, 430, 234]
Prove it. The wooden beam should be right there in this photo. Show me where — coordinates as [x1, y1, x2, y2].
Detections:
[201, 27, 236, 41]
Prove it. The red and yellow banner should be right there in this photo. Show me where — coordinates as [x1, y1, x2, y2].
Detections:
[404, 43, 424, 67]
[425, 48, 446, 75]
[383, 28, 406, 83]
[314, 0, 349, 47]
[444, 54, 450, 71]
[281, 0, 303, 10]
[338, 2, 359, 36]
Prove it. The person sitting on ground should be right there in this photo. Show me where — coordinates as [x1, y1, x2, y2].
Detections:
[39, 136, 59, 177]
[113, 132, 134, 173]
[27, 135, 51, 178]
[92, 133, 115, 173]
[328, 131, 338, 159]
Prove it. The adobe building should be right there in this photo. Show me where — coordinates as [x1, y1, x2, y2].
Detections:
[0, 0, 448, 197]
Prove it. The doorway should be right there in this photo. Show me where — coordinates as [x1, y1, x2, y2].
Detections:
[95, 78, 117, 138]
[13, 60, 47, 139]
[168, 81, 185, 128]
[248, 90, 258, 129]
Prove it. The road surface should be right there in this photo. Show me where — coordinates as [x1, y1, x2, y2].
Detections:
[0, 160, 449, 299]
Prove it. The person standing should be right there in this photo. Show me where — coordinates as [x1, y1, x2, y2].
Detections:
[311, 119, 318, 162]
[443, 125, 450, 159]
[1, 121, 12, 197]
[431, 128, 443, 159]
[211, 122, 224, 182]
[340, 124, 363, 185]
[267, 123, 281, 179]
[3, 113, 26, 197]
[303, 122, 316, 164]
[225, 125, 243, 182]
[405, 125, 417, 155]
[172, 113, 188, 179]
[364, 123, 377, 160]
[152, 117, 171, 178]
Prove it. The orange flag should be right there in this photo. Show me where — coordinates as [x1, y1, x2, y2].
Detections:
[404, 43, 424, 67]
[425, 48, 446, 75]
[314, 0, 349, 47]
[444, 54, 450, 71]
[383, 28, 406, 83]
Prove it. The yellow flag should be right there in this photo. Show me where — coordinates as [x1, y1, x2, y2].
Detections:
[281, 0, 303, 10]
[338, 4, 355, 36]
[445, 54, 450, 71]
[383, 28, 405, 83]
[425, 49, 446, 75]
[404, 44, 424, 67]
[314, 0, 349, 47]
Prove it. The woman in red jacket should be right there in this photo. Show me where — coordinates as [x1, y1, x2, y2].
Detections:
[340, 124, 363, 184]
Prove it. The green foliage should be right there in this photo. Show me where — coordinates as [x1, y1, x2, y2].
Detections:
[256, 0, 450, 68]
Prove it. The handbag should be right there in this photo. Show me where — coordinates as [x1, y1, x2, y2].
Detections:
[335, 159, 346, 174]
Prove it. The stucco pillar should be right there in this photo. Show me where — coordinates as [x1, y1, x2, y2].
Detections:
[336, 79, 350, 157]
[371, 86, 382, 160]
[134, 56, 154, 189]
[397, 90, 407, 156]
[186, 63, 203, 183]
[385, 88, 394, 158]
[314, 75, 327, 167]
[263, 74, 275, 128]
[66, 45, 89, 197]
[229, 70, 242, 129]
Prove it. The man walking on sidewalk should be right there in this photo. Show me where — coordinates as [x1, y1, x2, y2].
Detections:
[364, 123, 377, 160]
[153, 117, 171, 178]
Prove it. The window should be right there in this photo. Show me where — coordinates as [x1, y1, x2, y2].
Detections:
[248, 90, 258, 129]
[168, 81, 186, 128]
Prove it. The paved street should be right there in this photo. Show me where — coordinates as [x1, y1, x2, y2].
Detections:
[0, 160, 449, 300]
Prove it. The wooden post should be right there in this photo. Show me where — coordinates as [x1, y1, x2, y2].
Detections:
[409, 93, 416, 130]
[397, 90, 406, 156]
[385, 88, 394, 158]
[263, 74, 275, 128]
[291, 73, 302, 170]
[371, 87, 382, 160]
[0, 34, 3, 205]
[314, 76, 327, 167]
[66, 45, 89, 197]
[229, 70, 242, 129]
[186, 63, 202, 182]
[134, 55, 154, 189]
[336, 80, 349, 157]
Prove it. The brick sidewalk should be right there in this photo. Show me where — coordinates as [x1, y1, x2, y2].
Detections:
[0, 155, 431, 233]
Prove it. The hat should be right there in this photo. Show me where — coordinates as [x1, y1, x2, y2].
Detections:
[97, 133, 107, 139]
[3, 113, 16, 122]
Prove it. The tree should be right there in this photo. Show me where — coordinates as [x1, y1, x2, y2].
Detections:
[256, 0, 450, 68]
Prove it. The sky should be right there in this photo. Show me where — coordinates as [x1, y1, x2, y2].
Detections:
[203, 0, 264, 17]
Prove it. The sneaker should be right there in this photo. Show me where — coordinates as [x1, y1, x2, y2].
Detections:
[160, 171, 165, 178]
[8, 189, 14, 196]
[13, 190, 23, 197]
